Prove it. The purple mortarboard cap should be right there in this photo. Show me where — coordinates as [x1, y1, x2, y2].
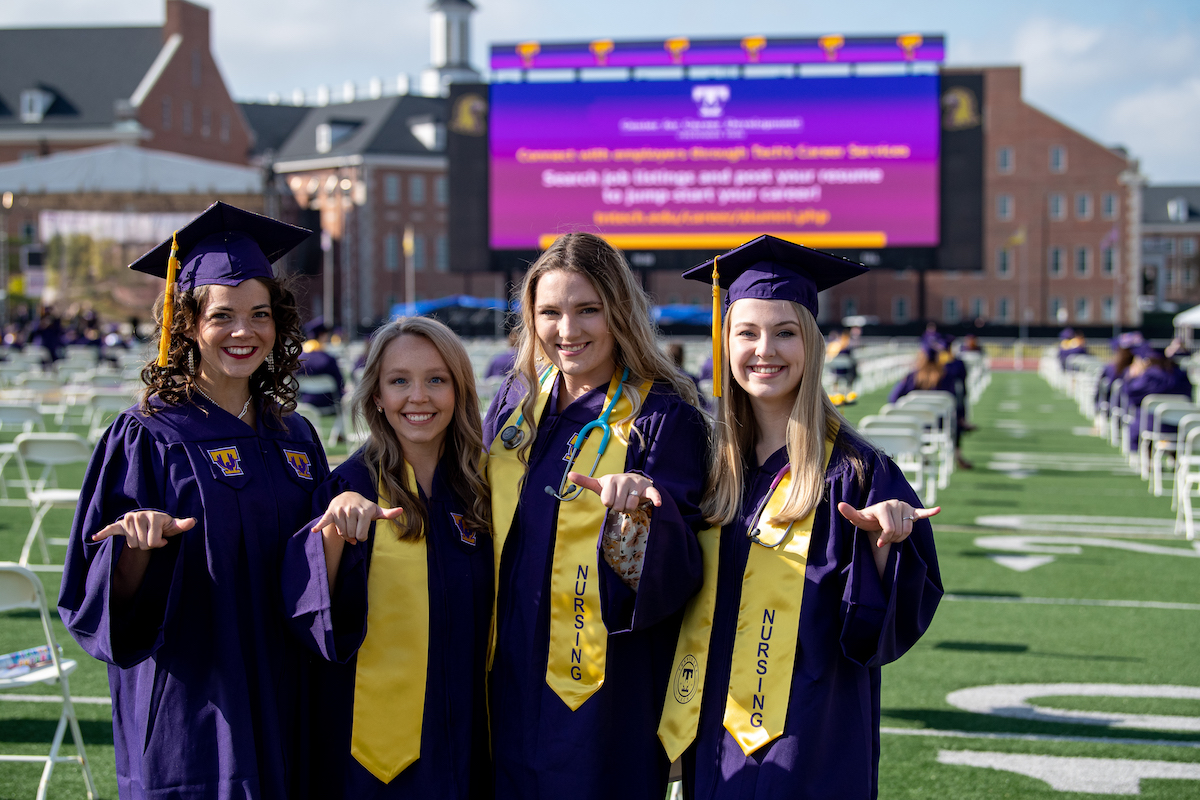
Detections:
[1059, 327, 1076, 340]
[1113, 331, 1145, 350]
[129, 201, 312, 290]
[681, 235, 867, 318]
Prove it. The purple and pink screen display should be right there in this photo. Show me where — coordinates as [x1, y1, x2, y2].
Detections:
[490, 75, 940, 250]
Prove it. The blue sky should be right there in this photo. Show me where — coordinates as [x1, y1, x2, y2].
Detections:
[4, 0, 1198, 182]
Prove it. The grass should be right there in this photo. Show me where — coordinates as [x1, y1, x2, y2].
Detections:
[2, 371, 1199, 798]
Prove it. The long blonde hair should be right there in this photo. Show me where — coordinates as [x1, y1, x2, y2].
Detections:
[352, 317, 490, 540]
[510, 232, 700, 465]
[702, 301, 865, 527]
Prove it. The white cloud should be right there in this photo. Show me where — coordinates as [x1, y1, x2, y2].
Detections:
[1105, 77, 1200, 181]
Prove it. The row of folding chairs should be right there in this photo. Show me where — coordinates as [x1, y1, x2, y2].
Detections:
[856, 389, 960, 506]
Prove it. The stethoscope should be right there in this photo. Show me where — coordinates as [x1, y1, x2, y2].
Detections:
[747, 464, 795, 548]
[499, 368, 555, 451]
[544, 366, 631, 502]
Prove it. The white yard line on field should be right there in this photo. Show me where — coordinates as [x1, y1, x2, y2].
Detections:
[943, 594, 1200, 611]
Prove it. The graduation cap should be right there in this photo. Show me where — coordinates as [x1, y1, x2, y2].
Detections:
[130, 201, 312, 368]
[682, 235, 868, 396]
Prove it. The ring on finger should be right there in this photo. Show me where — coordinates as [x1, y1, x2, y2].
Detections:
[629, 489, 640, 497]
[902, 515, 915, 521]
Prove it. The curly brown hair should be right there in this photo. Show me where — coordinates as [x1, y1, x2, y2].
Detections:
[138, 276, 305, 426]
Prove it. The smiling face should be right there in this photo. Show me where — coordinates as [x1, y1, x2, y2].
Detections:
[191, 279, 275, 389]
[728, 298, 807, 412]
[374, 333, 455, 458]
[533, 269, 616, 391]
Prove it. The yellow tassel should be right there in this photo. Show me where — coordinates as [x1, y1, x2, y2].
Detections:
[156, 232, 180, 368]
[711, 255, 722, 398]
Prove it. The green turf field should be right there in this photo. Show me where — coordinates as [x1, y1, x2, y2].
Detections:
[1, 370, 1198, 798]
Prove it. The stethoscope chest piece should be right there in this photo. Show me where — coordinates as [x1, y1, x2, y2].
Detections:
[500, 425, 525, 450]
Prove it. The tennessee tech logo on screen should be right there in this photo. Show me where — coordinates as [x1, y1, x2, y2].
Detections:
[692, 85, 730, 118]
[207, 447, 244, 477]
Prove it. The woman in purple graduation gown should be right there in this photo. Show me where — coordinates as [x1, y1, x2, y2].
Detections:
[282, 316, 493, 799]
[482, 232, 707, 800]
[676, 236, 942, 800]
[58, 203, 330, 800]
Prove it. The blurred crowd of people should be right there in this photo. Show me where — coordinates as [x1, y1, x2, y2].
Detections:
[1, 302, 149, 362]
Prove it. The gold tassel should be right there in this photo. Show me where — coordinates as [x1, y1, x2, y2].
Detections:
[156, 232, 180, 368]
[711, 254, 722, 398]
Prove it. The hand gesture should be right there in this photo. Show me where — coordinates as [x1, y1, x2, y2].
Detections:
[311, 491, 404, 544]
[92, 511, 197, 550]
[567, 471, 662, 513]
[837, 500, 940, 548]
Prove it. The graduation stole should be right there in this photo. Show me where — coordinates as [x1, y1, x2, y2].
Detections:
[487, 368, 649, 711]
[658, 427, 836, 758]
[350, 462, 429, 783]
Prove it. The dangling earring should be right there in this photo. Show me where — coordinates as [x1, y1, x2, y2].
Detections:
[266, 351, 275, 372]
[376, 405, 383, 413]
[186, 345, 195, 375]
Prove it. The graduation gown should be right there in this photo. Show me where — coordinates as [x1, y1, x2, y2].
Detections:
[1124, 366, 1194, 448]
[282, 450, 494, 800]
[298, 350, 345, 410]
[482, 376, 707, 800]
[682, 437, 942, 800]
[58, 396, 331, 800]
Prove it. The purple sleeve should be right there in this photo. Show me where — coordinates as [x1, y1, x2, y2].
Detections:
[601, 397, 706, 633]
[888, 373, 916, 404]
[838, 450, 942, 667]
[281, 458, 374, 663]
[57, 415, 187, 669]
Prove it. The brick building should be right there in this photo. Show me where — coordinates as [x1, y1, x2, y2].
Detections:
[1140, 185, 1200, 313]
[0, 0, 252, 166]
[264, 95, 502, 332]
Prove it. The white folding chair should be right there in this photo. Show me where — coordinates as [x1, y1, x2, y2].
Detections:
[1132, 395, 1186, 470]
[82, 389, 136, 444]
[1140, 401, 1196, 487]
[859, 426, 935, 505]
[1161, 413, 1200, 500]
[1175, 425, 1200, 540]
[0, 563, 97, 800]
[296, 374, 344, 447]
[13, 434, 93, 567]
[0, 405, 47, 504]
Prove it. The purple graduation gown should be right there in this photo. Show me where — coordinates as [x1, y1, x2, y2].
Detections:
[681, 436, 942, 800]
[282, 450, 494, 799]
[58, 396, 330, 800]
[298, 350, 345, 410]
[1123, 366, 1194, 448]
[482, 376, 707, 800]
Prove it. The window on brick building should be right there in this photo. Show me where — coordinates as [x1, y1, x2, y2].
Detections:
[1075, 193, 1092, 220]
[435, 176, 448, 206]
[182, 101, 192, 135]
[893, 296, 909, 323]
[384, 233, 400, 272]
[944, 297, 960, 323]
[412, 234, 426, 271]
[841, 297, 857, 318]
[162, 97, 171, 130]
[996, 248, 1012, 278]
[1102, 192, 1118, 220]
[436, 234, 449, 272]
[1102, 246, 1116, 277]
[997, 194, 1013, 221]
[410, 175, 426, 205]
[970, 297, 986, 320]
[1049, 193, 1066, 220]
[1186, 267, 1196, 289]
[997, 147, 1014, 174]
[1075, 296, 1091, 322]
[220, 113, 230, 143]
[996, 296, 1011, 321]
[1183, 238, 1197, 256]
[1075, 247, 1090, 277]
[1049, 247, 1064, 277]
[1049, 296, 1064, 321]
[385, 174, 400, 204]
[1049, 145, 1067, 173]
[1102, 296, 1115, 322]
[1166, 267, 1175, 290]
[191, 50, 202, 88]
[201, 107, 211, 138]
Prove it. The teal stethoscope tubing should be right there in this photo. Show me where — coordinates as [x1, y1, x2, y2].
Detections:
[543, 366, 632, 502]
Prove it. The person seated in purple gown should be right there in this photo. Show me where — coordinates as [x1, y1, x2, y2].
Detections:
[1122, 342, 1195, 449]
[1095, 332, 1142, 416]
[298, 324, 345, 414]
[485, 328, 520, 378]
[58, 202, 329, 800]
[889, 339, 973, 468]
[670, 236, 942, 800]
[481, 232, 708, 800]
[283, 316, 493, 799]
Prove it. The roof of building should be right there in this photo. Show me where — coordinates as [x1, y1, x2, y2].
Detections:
[0, 26, 163, 130]
[239, 103, 311, 158]
[272, 95, 447, 166]
[0, 144, 262, 194]
[1144, 185, 1200, 224]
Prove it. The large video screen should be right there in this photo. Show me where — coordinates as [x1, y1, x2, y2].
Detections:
[489, 75, 940, 252]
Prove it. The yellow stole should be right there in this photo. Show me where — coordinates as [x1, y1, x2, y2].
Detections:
[658, 430, 836, 757]
[350, 462, 429, 783]
[487, 369, 649, 710]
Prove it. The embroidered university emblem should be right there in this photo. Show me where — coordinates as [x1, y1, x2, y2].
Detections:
[283, 449, 313, 480]
[563, 432, 579, 462]
[207, 447, 244, 477]
[450, 512, 476, 546]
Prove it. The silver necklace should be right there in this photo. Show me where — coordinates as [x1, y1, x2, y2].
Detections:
[193, 385, 251, 420]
